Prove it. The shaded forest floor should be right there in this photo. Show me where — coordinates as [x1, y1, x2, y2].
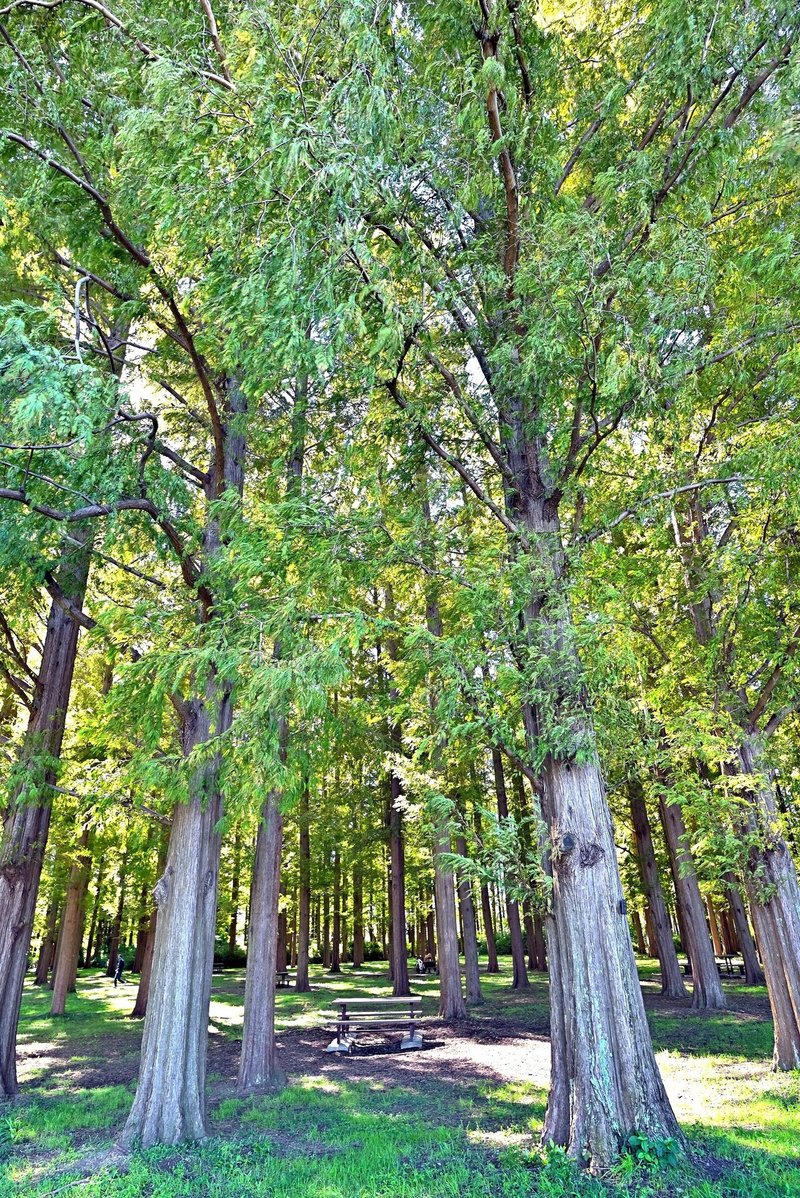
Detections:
[3, 959, 799, 1197]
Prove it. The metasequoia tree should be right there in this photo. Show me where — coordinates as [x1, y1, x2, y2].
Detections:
[317, 0, 798, 1165]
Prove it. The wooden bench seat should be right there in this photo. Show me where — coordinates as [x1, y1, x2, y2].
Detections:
[324, 996, 423, 1054]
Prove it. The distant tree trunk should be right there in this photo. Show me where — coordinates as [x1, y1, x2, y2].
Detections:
[51, 824, 92, 1014]
[658, 792, 724, 1009]
[723, 872, 764, 985]
[706, 897, 724, 956]
[455, 833, 482, 1004]
[737, 736, 800, 1069]
[130, 830, 168, 1020]
[352, 866, 364, 968]
[629, 783, 687, 1000]
[228, 826, 242, 957]
[474, 809, 499, 973]
[644, 906, 659, 958]
[0, 527, 91, 1098]
[237, 774, 286, 1094]
[35, 899, 60, 985]
[330, 849, 342, 973]
[480, 882, 499, 972]
[533, 916, 547, 972]
[632, 910, 647, 955]
[492, 751, 528, 989]
[276, 902, 288, 972]
[425, 910, 435, 958]
[106, 855, 128, 976]
[322, 891, 331, 968]
[295, 780, 311, 991]
[381, 590, 410, 997]
[83, 858, 105, 968]
[523, 901, 536, 969]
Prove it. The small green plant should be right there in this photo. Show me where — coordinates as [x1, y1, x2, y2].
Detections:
[623, 1131, 681, 1171]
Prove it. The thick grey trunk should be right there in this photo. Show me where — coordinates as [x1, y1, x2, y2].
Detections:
[658, 793, 725, 1010]
[433, 814, 467, 1019]
[629, 783, 687, 1000]
[455, 833, 483, 1003]
[542, 758, 682, 1164]
[121, 702, 224, 1146]
[0, 530, 90, 1097]
[738, 737, 800, 1069]
[238, 785, 286, 1092]
[122, 377, 246, 1145]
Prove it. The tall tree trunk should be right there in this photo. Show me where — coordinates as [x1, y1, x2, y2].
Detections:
[658, 792, 724, 1009]
[737, 736, 800, 1069]
[238, 774, 286, 1093]
[0, 528, 91, 1098]
[433, 819, 467, 1019]
[352, 866, 364, 968]
[492, 751, 528, 989]
[723, 871, 764, 985]
[295, 779, 311, 991]
[121, 377, 246, 1147]
[51, 824, 92, 1014]
[322, 891, 331, 968]
[629, 783, 687, 1000]
[455, 833, 483, 1003]
[496, 440, 679, 1162]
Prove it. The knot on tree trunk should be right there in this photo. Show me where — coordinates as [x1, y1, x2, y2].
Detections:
[579, 843, 604, 868]
[153, 869, 171, 907]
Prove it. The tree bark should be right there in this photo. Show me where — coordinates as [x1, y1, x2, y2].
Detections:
[474, 809, 499, 973]
[629, 783, 687, 1000]
[295, 779, 312, 991]
[106, 854, 127, 977]
[658, 792, 724, 1009]
[455, 833, 483, 1003]
[130, 830, 168, 1020]
[0, 528, 91, 1098]
[83, 858, 105, 968]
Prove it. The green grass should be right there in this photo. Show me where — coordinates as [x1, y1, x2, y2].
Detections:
[2, 959, 799, 1198]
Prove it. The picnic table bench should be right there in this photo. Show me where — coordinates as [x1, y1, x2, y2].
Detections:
[276, 970, 292, 988]
[324, 996, 423, 1054]
[716, 955, 745, 976]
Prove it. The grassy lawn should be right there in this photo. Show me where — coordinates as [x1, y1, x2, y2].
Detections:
[2, 959, 799, 1197]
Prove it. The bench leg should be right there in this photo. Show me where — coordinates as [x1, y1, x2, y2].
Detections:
[401, 1025, 423, 1050]
[325, 1037, 353, 1053]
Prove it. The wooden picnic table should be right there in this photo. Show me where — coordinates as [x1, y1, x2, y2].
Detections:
[276, 970, 291, 988]
[325, 995, 423, 1053]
